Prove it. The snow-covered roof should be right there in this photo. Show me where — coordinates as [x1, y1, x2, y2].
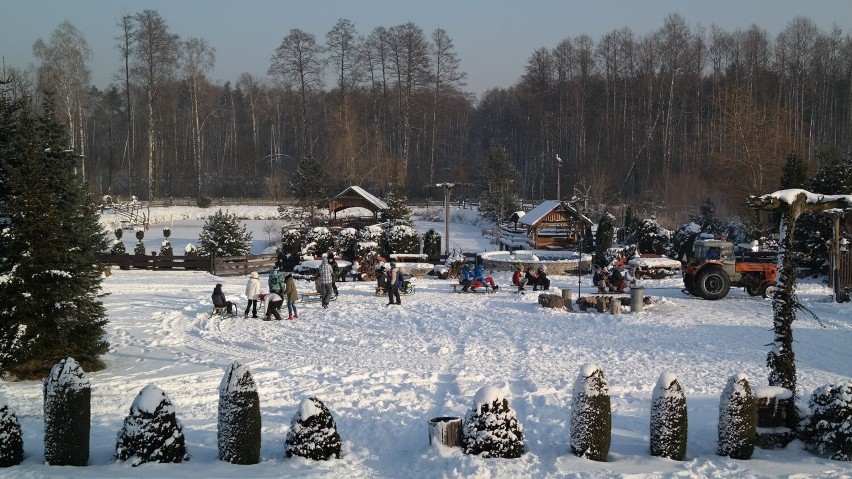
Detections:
[332, 185, 388, 211]
[518, 200, 593, 227]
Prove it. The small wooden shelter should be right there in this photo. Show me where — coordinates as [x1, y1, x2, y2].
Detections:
[328, 186, 388, 222]
[516, 200, 593, 250]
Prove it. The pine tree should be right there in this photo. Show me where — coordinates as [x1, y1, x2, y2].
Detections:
[197, 209, 252, 257]
[0, 394, 24, 467]
[281, 228, 302, 256]
[217, 361, 261, 465]
[289, 155, 330, 225]
[570, 364, 611, 462]
[285, 397, 342, 460]
[779, 151, 809, 190]
[462, 385, 525, 458]
[304, 226, 334, 256]
[43, 357, 90, 466]
[477, 147, 520, 224]
[634, 218, 672, 256]
[115, 384, 189, 466]
[650, 373, 688, 460]
[384, 224, 420, 255]
[717, 373, 755, 460]
[382, 181, 412, 224]
[594, 212, 615, 267]
[0, 93, 109, 378]
[422, 229, 441, 257]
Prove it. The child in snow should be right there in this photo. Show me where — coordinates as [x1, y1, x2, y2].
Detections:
[212, 284, 235, 314]
[244, 271, 260, 318]
[263, 291, 284, 321]
[284, 273, 298, 320]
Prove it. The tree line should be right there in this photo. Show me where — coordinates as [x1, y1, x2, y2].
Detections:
[3, 11, 852, 226]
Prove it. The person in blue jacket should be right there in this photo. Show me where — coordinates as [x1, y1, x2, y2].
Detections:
[459, 264, 474, 292]
[473, 264, 499, 291]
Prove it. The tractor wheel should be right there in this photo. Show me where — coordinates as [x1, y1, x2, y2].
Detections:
[697, 267, 730, 300]
[746, 284, 760, 296]
[759, 281, 776, 299]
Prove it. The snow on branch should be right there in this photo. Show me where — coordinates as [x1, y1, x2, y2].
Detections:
[748, 189, 852, 211]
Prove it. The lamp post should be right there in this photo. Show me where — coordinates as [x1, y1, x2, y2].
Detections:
[555, 154, 562, 200]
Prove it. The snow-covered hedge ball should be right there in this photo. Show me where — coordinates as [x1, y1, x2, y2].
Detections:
[304, 227, 334, 257]
[162, 227, 171, 239]
[384, 224, 420, 256]
[115, 384, 189, 466]
[570, 364, 611, 462]
[217, 361, 261, 465]
[285, 397, 341, 461]
[650, 373, 688, 460]
[184, 242, 197, 257]
[281, 228, 302, 256]
[43, 358, 90, 466]
[159, 240, 173, 257]
[422, 229, 441, 257]
[462, 385, 525, 458]
[134, 229, 144, 241]
[717, 373, 755, 460]
[0, 395, 23, 467]
[111, 238, 126, 255]
[800, 382, 852, 461]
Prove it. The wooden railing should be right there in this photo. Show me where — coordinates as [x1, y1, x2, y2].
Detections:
[98, 253, 276, 276]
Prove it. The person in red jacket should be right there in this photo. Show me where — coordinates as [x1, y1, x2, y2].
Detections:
[512, 265, 527, 292]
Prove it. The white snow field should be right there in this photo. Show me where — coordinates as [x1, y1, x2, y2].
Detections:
[1, 206, 851, 478]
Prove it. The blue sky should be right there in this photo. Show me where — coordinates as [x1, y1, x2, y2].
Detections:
[1, 0, 851, 97]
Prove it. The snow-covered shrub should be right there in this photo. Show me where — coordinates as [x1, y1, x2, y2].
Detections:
[133, 227, 147, 256]
[634, 218, 672, 256]
[115, 384, 189, 466]
[672, 222, 701, 261]
[384, 224, 420, 256]
[800, 382, 852, 461]
[570, 364, 611, 462]
[357, 225, 383, 258]
[304, 227, 334, 257]
[184, 242, 197, 257]
[717, 373, 755, 460]
[0, 395, 23, 467]
[160, 228, 173, 256]
[281, 228, 302, 256]
[285, 397, 342, 460]
[198, 210, 253, 257]
[594, 212, 615, 267]
[650, 373, 688, 460]
[218, 361, 261, 465]
[422, 229, 441, 257]
[337, 228, 359, 260]
[111, 228, 126, 255]
[462, 385, 525, 458]
[43, 358, 90, 466]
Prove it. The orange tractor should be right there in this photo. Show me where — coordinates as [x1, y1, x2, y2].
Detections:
[683, 239, 777, 300]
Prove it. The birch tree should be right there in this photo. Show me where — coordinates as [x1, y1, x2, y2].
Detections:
[182, 37, 215, 200]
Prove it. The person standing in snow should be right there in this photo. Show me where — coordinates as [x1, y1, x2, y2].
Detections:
[387, 262, 402, 305]
[283, 273, 299, 320]
[328, 255, 340, 297]
[263, 291, 284, 321]
[212, 284, 235, 314]
[244, 271, 260, 318]
[318, 256, 335, 309]
[268, 269, 284, 295]
[376, 265, 388, 294]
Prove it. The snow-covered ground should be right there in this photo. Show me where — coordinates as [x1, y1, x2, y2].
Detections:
[2, 206, 851, 478]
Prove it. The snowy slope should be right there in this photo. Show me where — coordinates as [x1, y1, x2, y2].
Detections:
[1, 208, 851, 478]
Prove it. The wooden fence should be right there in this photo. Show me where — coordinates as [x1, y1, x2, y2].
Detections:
[98, 253, 276, 276]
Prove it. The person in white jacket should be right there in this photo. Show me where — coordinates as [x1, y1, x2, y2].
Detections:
[244, 271, 261, 318]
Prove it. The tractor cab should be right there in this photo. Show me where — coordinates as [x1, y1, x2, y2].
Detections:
[689, 239, 734, 265]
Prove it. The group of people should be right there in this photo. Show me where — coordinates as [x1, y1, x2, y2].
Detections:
[458, 264, 499, 292]
[376, 262, 404, 305]
[211, 270, 300, 322]
[511, 265, 551, 292]
[592, 264, 634, 294]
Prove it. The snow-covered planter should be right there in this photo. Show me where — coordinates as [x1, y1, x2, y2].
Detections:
[650, 373, 688, 460]
[218, 361, 261, 465]
[717, 373, 756, 460]
[304, 227, 334, 257]
[0, 395, 23, 467]
[43, 358, 90, 466]
[115, 384, 189, 466]
[570, 364, 611, 462]
[422, 229, 441, 257]
[285, 397, 342, 461]
[384, 224, 420, 256]
[281, 228, 302, 256]
[800, 382, 852, 461]
[461, 385, 525, 458]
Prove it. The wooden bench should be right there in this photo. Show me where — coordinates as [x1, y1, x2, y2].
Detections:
[451, 284, 497, 293]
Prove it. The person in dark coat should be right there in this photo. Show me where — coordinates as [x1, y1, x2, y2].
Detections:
[534, 266, 550, 290]
[262, 291, 283, 321]
[387, 262, 402, 305]
[328, 256, 340, 297]
[376, 265, 388, 294]
[459, 264, 474, 292]
[212, 284, 234, 313]
[524, 267, 538, 291]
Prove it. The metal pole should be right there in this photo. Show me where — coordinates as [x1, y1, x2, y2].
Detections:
[444, 186, 451, 255]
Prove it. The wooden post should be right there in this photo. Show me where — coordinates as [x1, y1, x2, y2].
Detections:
[428, 416, 462, 447]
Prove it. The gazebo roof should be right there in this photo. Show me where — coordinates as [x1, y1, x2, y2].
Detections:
[518, 200, 593, 227]
[328, 185, 388, 215]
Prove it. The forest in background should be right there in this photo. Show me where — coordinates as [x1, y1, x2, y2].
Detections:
[2, 11, 852, 228]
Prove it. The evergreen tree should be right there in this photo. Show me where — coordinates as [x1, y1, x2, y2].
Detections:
[800, 382, 852, 461]
[384, 224, 420, 255]
[462, 385, 525, 458]
[285, 396, 342, 460]
[115, 384, 189, 466]
[690, 199, 724, 237]
[650, 373, 688, 460]
[717, 373, 756, 460]
[217, 361, 261, 465]
[619, 206, 640, 243]
[197, 209, 252, 257]
[133, 229, 146, 255]
[477, 147, 520, 224]
[779, 151, 809, 190]
[304, 226, 334, 256]
[0, 393, 24, 467]
[634, 218, 672, 256]
[43, 357, 90, 466]
[159, 227, 173, 256]
[0, 93, 109, 378]
[289, 155, 330, 225]
[594, 212, 615, 267]
[382, 181, 412, 224]
[570, 364, 611, 462]
[281, 228, 302, 256]
[672, 222, 701, 261]
[422, 229, 441, 257]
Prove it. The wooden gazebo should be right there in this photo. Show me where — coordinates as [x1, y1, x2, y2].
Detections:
[517, 200, 593, 249]
[328, 185, 388, 222]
